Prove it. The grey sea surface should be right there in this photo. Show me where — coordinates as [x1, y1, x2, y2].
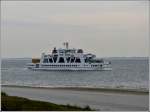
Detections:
[1, 57, 149, 91]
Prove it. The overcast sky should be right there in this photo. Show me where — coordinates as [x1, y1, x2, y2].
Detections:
[1, 1, 149, 58]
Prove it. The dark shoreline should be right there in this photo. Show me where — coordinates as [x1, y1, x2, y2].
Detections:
[2, 85, 149, 95]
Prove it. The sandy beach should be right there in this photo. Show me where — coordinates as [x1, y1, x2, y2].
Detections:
[2, 85, 149, 111]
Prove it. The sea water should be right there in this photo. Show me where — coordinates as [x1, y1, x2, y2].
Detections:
[1, 58, 149, 90]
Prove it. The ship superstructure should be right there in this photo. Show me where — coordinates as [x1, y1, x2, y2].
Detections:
[27, 42, 112, 71]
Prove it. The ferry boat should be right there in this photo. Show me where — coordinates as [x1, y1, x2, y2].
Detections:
[27, 42, 112, 71]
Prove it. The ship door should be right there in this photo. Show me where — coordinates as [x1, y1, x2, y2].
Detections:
[36, 64, 39, 68]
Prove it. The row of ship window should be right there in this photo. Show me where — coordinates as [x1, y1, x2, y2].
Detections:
[41, 65, 102, 67]
[42, 65, 79, 67]
[43, 57, 81, 63]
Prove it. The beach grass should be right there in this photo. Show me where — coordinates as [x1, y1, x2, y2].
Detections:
[1, 92, 94, 111]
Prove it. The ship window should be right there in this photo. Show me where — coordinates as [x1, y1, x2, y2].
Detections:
[53, 56, 57, 63]
[75, 58, 81, 63]
[58, 57, 65, 63]
[49, 58, 53, 63]
[70, 57, 75, 63]
[85, 58, 88, 63]
[43, 59, 48, 63]
[66, 57, 70, 63]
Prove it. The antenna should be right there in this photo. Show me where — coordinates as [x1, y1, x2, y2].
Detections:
[66, 42, 68, 49]
[63, 42, 69, 49]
